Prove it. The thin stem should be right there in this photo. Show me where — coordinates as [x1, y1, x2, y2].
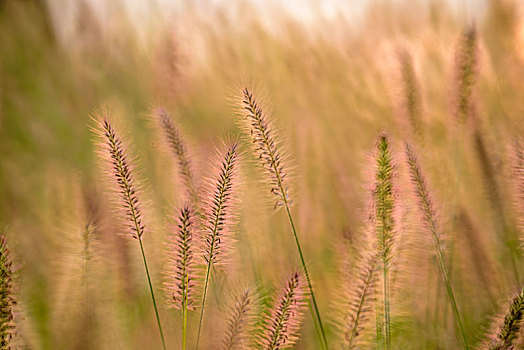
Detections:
[433, 236, 469, 350]
[182, 296, 187, 350]
[243, 90, 327, 348]
[284, 203, 328, 350]
[383, 266, 390, 350]
[138, 238, 167, 350]
[196, 264, 211, 349]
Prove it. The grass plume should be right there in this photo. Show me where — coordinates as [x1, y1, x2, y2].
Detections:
[454, 27, 477, 125]
[155, 107, 199, 206]
[399, 51, 423, 139]
[222, 289, 254, 350]
[487, 288, 524, 350]
[240, 88, 328, 349]
[0, 235, 15, 350]
[260, 272, 307, 350]
[405, 143, 469, 349]
[345, 252, 378, 350]
[196, 143, 239, 349]
[164, 205, 196, 349]
[93, 114, 166, 350]
[373, 134, 395, 349]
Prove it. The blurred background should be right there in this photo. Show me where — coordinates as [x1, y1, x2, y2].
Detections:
[1, 0, 523, 348]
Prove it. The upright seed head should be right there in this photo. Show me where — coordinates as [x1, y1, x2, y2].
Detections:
[164, 206, 197, 310]
[154, 108, 198, 205]
[399, 51, 423, 138]
[203, 143, 239, 266]
[455, 27, 478, 125]
[0, 235, 15, 350]
[222, 289, 254, 350]
[345, 252, 378, 349]
[260, 272, 307, 350]
[487, 288, 524, 350]
[240, 88, 290, 209]
[404, 143, 439, 239]
[374, 134, 395, 271]
[93, 115, 145, 240]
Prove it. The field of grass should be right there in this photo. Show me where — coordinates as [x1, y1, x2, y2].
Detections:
[0, 0, 523, 349]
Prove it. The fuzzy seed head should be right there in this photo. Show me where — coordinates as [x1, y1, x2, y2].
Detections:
[154, 108, 198, 205]
[240, 88, 291, 209]
[261, 272, 307, 349]
[455, 27, 478, 124]
[488, 289, 524, 350]
[164, 206, 197, 310]
[345, 253, 378, 349]
[222, 289, 254, 350]
[399, 51, 423, 138]
[374, 134, 395, 271]
[405, 143, 439, 239]
[0, 236, 15, 350]
[94, 116, 145, 239]
[203, 143, 239, 266]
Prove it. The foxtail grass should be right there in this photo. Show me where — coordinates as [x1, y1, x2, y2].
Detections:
[0, 235, 15, 349]
[455, 27, 477, 125]
[196, 143, 239, 349]
[222, 289, 254, 349]
[260, 272, 307, 349]
[399, 51, 423, 139]
[240, 88, 328, 350]
[473, 127, 521, 284]
[345, 252, 378, 350]
[486, 288, 524, 350]
[164, 206, 196, 350]
[155, 107, 199, 207]
[93, 115, 166, 350]
[405, 143, 469, 350]
[373, 134, 395, 349]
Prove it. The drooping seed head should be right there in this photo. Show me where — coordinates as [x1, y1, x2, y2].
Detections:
[92, 114, 145, 240]
[240, 88, 291, 209]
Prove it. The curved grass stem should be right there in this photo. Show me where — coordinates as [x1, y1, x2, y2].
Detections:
[138, 238, 167, 350]
[284, 203, 329, 350]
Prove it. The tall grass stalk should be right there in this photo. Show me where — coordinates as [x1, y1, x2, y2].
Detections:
[196, 144, 239, 349]
[240, 88, 328, 350]
[373, 135, 395, 349]
[405, 143, 469, 350]
[94, 116, 166, 350]
[164, 206, 196, 350]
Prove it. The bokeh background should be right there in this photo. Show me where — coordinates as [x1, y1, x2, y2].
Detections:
[1, 0, 523, 348]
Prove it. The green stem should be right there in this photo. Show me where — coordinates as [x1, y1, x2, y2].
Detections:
[138, 238, 167, 350]
[383, 265, 390, 350]
[433, 235, 469, 350]
[284, 203, 329, 350]
[196, 263, 211, 349]
[182, 296, 187, 350]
